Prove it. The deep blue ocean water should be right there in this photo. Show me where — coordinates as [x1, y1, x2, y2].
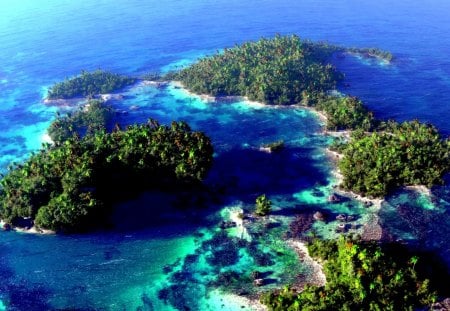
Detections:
[1, 0, 450, 310]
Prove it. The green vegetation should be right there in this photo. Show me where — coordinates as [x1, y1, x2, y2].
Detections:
[170, 35, 378, 132]
[47, 70, 136, 99]
[255, 194, 272, 216]
[339, 120, 450, 197]
[0, 120, 213, 231]
[48, 99, 115, 144]
[261, 237, 439, 310]
[313, 94, 374, 131]
[171, 35, 342, 105]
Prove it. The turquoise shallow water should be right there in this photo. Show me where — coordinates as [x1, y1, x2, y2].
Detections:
[1, 0, 450, 310]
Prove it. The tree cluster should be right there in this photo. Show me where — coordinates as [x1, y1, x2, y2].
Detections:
[261, 237, 438, 310]
[313, 94, 374, 131]
[339, 120, 450, 197]
[48, 99, 115, 144]
[255, 194, 272, 216]
[0, 120, 213, 231]
[171, 35, 342, 105]
[47, 70, 136, 99]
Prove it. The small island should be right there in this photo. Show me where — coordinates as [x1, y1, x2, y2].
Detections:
[0, 119, 213, 232]
[47, 69, 136, 99]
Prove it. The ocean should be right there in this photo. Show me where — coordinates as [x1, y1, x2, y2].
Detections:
[1, 0, 450, 310]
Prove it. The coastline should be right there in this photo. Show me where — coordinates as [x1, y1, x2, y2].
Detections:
[0, 220, 55, 235]
[404, 184, 432, 197]
[206, 289, 267, 311]
[178, 79, 386, 208]
[344, 51, 392, 65]
[285, 240, 326, 289]
[172, 80, 388, 215]
[171, 81, 268, 108]
[325, 147, 384, 209]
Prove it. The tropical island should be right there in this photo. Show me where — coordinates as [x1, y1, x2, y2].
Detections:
[46, 69, 136, 99]
[0, 35, 449, 309]
[0, 119, 213, 232]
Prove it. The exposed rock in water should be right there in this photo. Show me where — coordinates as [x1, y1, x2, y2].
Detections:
[335, 214, 346, 222]
[3, 223, 11, 231]
[364, 201, 373, 207]
[361, 215, 383, 241]
[431, 298, 450, 311]
[250, 271, 261, 280]
[219, 220, 237, 229]
[328, 193, 342, 203]
[313, 211, 326, 221]
[253, 278, 265, 287]
[289, 213, 314, 238]
[336, 223, 347, 233]
[260, 140, 285, 153]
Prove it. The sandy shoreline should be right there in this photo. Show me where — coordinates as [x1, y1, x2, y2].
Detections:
[172, 81, 389, 231]
[171, 81, 270, 108]
[207, 289, 267, 311]
[325, 147, 384, 209]
[404, 184, 432, 197]
[228, 207, 252, 242]
[14, 226, 55, 235]
[286, 240, 326, 289]
[301, 105, 328, 124]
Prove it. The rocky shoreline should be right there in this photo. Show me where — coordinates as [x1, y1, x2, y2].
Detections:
[1, 219, 55, 235]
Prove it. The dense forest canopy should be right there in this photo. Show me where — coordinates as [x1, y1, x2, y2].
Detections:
[261, 237, 440, 310]
[48, 99, 115, 144]
[0, 120, 213, 231]
[47, 70, 136, 99]
[171, 35, 342, 105]
[338, 121, 450, 197]
[313, 94, 374, 131]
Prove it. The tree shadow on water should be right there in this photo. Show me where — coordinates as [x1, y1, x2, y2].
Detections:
[206, 146, 328, 200]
